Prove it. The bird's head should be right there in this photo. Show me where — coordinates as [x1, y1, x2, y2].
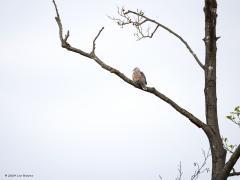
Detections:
[133, 67, 140, 72]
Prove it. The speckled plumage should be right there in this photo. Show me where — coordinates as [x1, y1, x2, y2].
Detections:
[132, 67, 147, 90]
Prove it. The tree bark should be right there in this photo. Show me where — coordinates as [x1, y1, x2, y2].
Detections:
[203, 0, 227, 179]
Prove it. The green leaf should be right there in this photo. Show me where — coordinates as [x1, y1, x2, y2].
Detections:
[234, 106, 240, 112]
[226, 115, 233, 120]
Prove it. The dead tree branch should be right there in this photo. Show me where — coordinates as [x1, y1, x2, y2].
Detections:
[92, 27, 104, 55]
[110, 8, 205, 70]
[52, 0, 206, 129]
[175, 162, 183, 180]
[191, 149, 211, 180]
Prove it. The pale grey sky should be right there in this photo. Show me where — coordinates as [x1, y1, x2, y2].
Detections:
[0, 0, 239, 180]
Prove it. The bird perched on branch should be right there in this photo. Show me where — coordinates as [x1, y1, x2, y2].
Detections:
[132, 67, 147, 90]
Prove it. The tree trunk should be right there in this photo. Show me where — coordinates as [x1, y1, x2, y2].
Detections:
[203, 0, 227, 179]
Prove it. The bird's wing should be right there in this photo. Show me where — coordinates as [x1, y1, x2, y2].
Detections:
[140, 71, 147, 85]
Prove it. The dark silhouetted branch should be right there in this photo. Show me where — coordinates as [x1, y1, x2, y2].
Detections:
[229, 168, 240, 177]
[229, 171, 240, 177]
[224, 145, 240, 177]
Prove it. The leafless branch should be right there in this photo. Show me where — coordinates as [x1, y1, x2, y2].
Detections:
[191, 149, 211, 180]
[175, 162, 183, 180]
[92, 27, 104, 55]
[52, 1, 206, 130]
[53, 0, 93, 58]
[229, 169, 240, 177]
[110, 8, 205, 70]
[224, 144, 240, 177]
[53, 0, 69, 46]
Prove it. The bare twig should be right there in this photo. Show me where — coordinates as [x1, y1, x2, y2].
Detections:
[191, 149, 211, 180]
[111, 8, 205, 70]
[135, 24, 159, 41]
[92, 27, 104, 55]
[53, 0, 69, 45]
[64, 30, 70, 41]
[229, 169, 240, 177]
[52, 1, 206, 129]
[53, 0, 92, 58]
[175, 162, 183, 180]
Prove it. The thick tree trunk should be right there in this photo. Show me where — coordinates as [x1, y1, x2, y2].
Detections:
[203, 0, 227, 179]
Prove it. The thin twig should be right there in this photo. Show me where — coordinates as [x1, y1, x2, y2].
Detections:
[111, 9, 205, 70]
[158, 175, 163, 180]
[53, 0, 91, 57]
[191, 149, 211, 180]
[92, 27, 104, 55]
[64, 30, 70, 41]
[175, 162, 183, 180]
[229, 171, 240, 177]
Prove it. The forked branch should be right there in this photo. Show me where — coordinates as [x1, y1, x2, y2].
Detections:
[191, 149, 211, 180]
[229, 168, 240, 177]
[110, 8, 205, 70]
[224, 144, 240, 177]
[175, 162, 183, 180]
[53, 0, 91, 58]
[52, 0, 206, 129]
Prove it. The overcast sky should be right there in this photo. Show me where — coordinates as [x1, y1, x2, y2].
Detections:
[0, 0, 239, 180]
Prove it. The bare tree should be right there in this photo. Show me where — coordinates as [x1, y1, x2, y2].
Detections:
[52, 0, 240, 179]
